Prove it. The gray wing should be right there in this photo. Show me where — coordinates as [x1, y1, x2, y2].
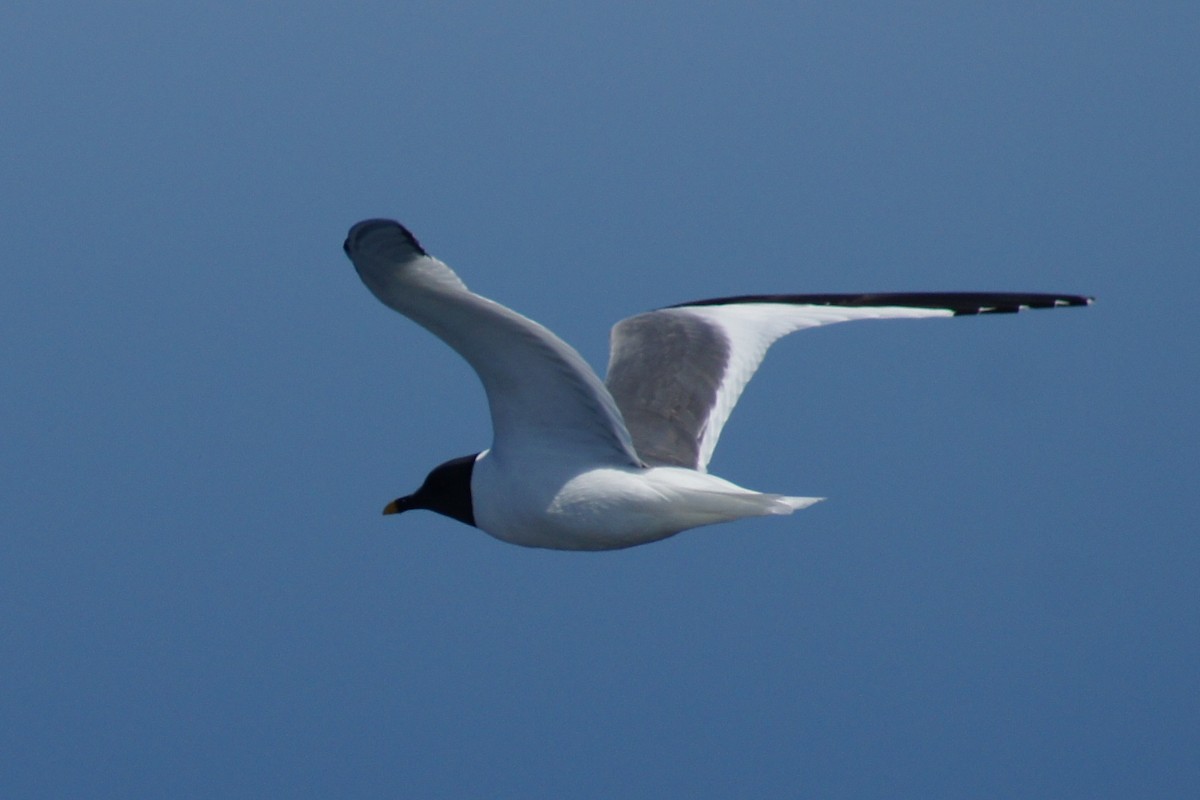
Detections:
[605, 293, 1092, 471]
[605, 309, 731, 469]
[346, 219, 642, 467]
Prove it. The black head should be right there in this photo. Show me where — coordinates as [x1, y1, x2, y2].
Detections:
[383, 453, 478, 528]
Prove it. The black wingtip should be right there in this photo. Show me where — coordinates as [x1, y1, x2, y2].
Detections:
[945, 293, 1095, 315]
[667, 292, 1094, 316]
[343, 219, 427, 257]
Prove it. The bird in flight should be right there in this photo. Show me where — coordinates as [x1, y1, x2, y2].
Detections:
[343, 219, 1090, 550]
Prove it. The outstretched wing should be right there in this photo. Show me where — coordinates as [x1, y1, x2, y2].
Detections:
[605, 292, 1092, 471]
[345, 219, 641, 467]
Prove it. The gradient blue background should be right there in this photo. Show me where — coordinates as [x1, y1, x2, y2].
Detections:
[3, 3, 1196, 797]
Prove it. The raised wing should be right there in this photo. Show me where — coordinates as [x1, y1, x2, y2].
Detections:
[345, 219, 641, 467]
[606, 292, 1092, 471]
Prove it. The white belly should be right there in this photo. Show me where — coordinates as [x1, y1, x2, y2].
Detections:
[471, 451, 815, 551]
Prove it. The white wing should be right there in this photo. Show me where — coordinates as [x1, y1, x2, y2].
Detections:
[345, 219, 641, 467]
[606, 293, 1092, 471]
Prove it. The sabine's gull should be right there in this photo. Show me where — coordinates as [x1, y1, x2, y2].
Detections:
[344, 219, 1090, 551]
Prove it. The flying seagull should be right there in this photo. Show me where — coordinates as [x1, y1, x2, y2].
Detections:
[344, 219, 1090, 551]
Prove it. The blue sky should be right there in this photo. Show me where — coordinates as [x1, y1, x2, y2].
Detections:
[3, 3, 1196, 797]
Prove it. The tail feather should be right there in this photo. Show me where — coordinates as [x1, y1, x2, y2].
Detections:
[684, 489, 824, 519]
[764, 495, 825, 514]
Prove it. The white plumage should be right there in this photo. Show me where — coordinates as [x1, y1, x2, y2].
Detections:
[343, 219, 1090, 551]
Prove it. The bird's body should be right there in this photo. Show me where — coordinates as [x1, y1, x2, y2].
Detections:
[343, 219, 1090, 551]
[473, 458, 816, 551]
